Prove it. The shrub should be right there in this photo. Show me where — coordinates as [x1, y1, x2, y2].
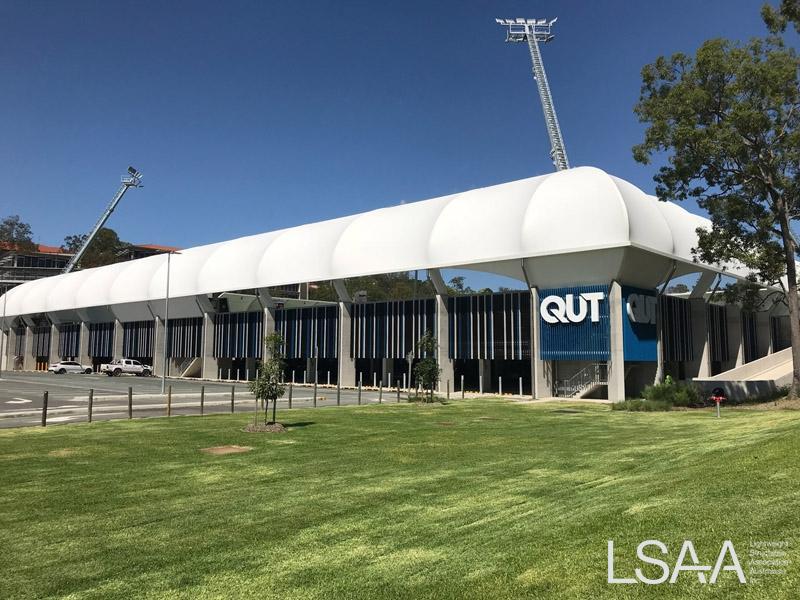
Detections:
[642, 376, 704, 408]
[612, 399, 672, 412]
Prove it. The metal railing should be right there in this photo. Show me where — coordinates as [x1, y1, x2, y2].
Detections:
[555, 363, 607, 398]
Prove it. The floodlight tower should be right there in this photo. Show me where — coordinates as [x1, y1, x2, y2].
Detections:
[496, 18, 569, 171]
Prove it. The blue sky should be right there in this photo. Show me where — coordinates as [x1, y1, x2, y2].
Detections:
[0, 0, 789, 288]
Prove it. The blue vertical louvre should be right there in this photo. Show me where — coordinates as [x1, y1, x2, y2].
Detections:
[351, 299, 435, 359]
[58, 323, 81, 358]
[275, 306, 338, 359]
[88, 322, 115, 357]
[167, 317, 203, 358]
[213, 311, 264, 359]
[538, 285, 610, 361]
[13, 326, 25, 355]
[448, 291, 531, 360]
[707, 304, 729, 363]
[122, 320, 155, 358]
[660, 295, 693, 362]
[31, 326, 51, 358]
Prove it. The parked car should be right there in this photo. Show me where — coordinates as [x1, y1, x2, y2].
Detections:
[48, 361, 93, 375]
[100, 358, 152, 377]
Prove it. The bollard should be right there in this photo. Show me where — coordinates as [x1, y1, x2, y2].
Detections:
[41, 391, 48, 427]
[88, 388, 94, 423]
[327, 371, 330, 386]
[230, 386, 235, 413]
[447, 379, 450, 400]
[200, 385, 205, 416]
[499, 376, 503, 396]
[519, 377, 523, 396]
[336, 379, 341, 406]
[288, 382, 293, 409]
[461, 374, 465, 397]
[313, 379, 318, 408]
[358, 380, 362, 405]
[403, 373, 406, 390]
[388, 372, 392, 390]
[396, 380, 400, 403]
[379, 381, 383, 403]
[373, 372, 377, 388]
[128, 386, 133, 419]
[303, 371, 307, 385]
[167, 385, 172, 417]
[479, 374, 483, 394]
[292, 370, 296, 384]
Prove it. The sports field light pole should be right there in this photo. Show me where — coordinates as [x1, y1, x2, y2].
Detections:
[0, 284, 7, 379]
[161, 251, 181, 394]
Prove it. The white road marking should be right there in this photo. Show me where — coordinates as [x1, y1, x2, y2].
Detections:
[6, 399, 31, 404]
[45, 415, 79, 423]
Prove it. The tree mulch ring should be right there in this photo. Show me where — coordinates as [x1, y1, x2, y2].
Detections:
[243, 423, 288, 434]
[200, 445, 253, 455]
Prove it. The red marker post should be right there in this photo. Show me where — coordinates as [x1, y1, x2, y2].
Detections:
[711, 387, 726, 418]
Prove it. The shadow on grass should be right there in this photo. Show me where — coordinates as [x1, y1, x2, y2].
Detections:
[283, 421, 315, 429]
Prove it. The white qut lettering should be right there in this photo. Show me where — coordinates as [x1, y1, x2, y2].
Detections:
[541, 291, 605, 324]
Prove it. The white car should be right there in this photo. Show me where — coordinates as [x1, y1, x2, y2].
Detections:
[49, 361, 93, 375]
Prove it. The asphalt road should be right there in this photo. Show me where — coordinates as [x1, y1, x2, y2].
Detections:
[0, 371, 399, 428]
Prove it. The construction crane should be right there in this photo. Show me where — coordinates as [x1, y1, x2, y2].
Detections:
[496, 18, 570, 171]
[61, 167, 143, 273]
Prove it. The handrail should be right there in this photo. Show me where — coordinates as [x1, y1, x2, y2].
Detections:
[555, 362, 608, 397]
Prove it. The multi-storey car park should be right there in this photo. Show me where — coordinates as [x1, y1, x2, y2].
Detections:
[0, 166, 793, 401]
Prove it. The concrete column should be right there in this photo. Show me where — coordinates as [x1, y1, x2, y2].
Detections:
[7, 327, 20, 371]
[201, 312, 219, 379]
[50, 323, 61, 362]
[79, 322, 91, 366]
[530, 288, 550, 398]
[607, 281, 626, 402]
[725, 305, 744, 369]
[0, 328, 7, 372]
[338, 301, 356, 386]
[153, 317, 165, 378]
[23, 326, 35, 371]
[113, 320, 124, 360]
[435, 293, 454, 393]
[478, 359, 491, 393]
[687, 298, 711, 379]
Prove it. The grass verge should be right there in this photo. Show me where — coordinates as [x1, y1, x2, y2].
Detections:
[1, 400, 798, 599]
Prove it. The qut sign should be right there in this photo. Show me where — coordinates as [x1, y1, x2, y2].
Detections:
[540, 292, 605, 324]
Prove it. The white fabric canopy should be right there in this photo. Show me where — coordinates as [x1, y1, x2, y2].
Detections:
[1, 166, 728, 318]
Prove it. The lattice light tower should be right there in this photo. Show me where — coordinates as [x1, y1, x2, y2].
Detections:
[496, 17, 569, 171]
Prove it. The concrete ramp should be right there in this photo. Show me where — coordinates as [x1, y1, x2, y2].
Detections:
[694, 347, 793, 400]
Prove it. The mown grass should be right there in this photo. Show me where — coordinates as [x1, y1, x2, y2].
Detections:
[1, 400, 799, 599]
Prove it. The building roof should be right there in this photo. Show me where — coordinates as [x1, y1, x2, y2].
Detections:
[0, 167, 746, 319]
[131, 244, 181, 252]
[0, 242, 69, 255]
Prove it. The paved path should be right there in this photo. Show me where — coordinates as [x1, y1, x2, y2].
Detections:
[0, 371, 404, 428]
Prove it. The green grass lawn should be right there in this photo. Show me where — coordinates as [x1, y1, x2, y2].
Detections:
[1, 400, 799, 599]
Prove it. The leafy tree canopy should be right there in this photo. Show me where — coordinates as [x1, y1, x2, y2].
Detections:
[62, 227, 131, 269]
[0, 215, 35, 251]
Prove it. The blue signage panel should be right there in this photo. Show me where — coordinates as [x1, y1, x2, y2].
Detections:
[622, 286, 658, 361]
[539, 285, 610, 361]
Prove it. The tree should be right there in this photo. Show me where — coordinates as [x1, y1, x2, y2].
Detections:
[413, 330, 441, 402]
[762, 0, 800, 34]
[633, 10, 800, 394]
[0, 215, 35, 251]
[62, 227, 130, 269]
[666, 283, 690, 294]
[249, 332, 287, 425]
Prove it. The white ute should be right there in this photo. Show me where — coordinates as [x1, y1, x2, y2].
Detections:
[100, 358, 152, 377]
